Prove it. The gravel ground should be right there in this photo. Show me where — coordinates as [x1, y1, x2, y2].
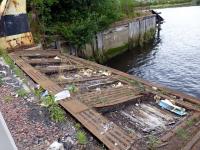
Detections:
[0, 58, 102, 150]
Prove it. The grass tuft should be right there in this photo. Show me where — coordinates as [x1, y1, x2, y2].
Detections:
[76, 130, 88, 145]
[147, 135, 160, 150]
[17, 88, 28, 97]
[176, 128, 189, 140]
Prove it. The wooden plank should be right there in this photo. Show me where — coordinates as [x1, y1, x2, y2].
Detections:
[182, 130, 200, 150]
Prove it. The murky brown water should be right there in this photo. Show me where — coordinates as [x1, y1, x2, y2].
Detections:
[107, 6, 200, 98]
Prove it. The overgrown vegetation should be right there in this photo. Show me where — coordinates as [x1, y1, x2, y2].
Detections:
[74, 122, 88, 145]
[147, 135, 160, 150]
[17, 88, 28, 98]
[4, 95, 12, 103]
[28, 0, 121, 48]
[0, 49, 24, 79]
[176, 128, 189, 140]
[76, 130, 88, 145]
[41, 94, 65, 122]
[0, 75, 3, 86]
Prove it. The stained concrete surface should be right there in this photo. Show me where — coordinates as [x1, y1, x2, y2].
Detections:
[0, 112, 17, 150]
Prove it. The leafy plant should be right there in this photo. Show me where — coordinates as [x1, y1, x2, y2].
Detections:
[49, 105, 65, 122]
[147, 135, 160, 150]
[75, 123, 81, 130]
[17, 89, 28, 97]
[76, 130, 88, 145]
[4, 96, 12, 103]
[42, 94, 55, 107]
[41, 94, 65, 122]
[186, 118, 198, 127]
[68, 84, 78, 93]
[34, 88, 44, 99]
[176, 128, 189, 140]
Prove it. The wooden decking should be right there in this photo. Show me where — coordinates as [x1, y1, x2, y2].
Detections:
[9, 49, 200, 150]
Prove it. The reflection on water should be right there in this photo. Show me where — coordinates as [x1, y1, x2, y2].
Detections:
[106, 6, 200, 98]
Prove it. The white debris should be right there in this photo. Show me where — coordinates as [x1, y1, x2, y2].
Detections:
[116, 82, 123, 87]
[74, 74, 81, 78]
[58, 75, 69, 80]
[47, 141, 64, 150]
[0, 71, 7, 76]
[152, 86, 158, 90]
[154, 95, 161, 103]
[54, 56, 61, 60]
[55, 90, 70, 101]
[135, 103, 139, 107]
[41, 90, 49, 97]
[96, 88, 101, 91]
[100, 122, 113, 135]
[100, 70, 111, 76]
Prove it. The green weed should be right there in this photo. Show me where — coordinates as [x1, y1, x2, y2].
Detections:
[75, 123, 81, 130]
[147, 135, 160, 150]
[76, 130, 88, 145]
[17, 89, 28, 97]
[186, 118, 198, 127]
[68, 84, 78, 93]
[4, 96, 13, 103]
[34, 88, 44, 99]
[42, 95, 55, 107]
[49, 105, 65, 123]
[0, 75, 3, 86]
[41, 94, 65, 123]
[176, 128, 189, 140]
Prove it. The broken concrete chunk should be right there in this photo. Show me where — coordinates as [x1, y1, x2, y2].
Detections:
[47, 141, 64, 150]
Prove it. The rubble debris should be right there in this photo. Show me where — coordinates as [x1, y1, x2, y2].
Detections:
[47, 141, 64, 150]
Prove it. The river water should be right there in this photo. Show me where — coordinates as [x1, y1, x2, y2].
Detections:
[107, 6, 200, 98]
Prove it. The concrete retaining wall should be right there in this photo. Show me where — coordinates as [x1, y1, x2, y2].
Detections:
[82, 14, 156, 62]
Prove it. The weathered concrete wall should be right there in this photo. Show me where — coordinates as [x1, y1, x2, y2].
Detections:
[82, 15, 156, 62]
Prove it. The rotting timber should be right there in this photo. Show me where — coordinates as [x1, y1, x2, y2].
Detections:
[9, 49, 200, 150]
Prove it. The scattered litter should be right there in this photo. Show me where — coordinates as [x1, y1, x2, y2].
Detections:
[100, 122, 113, 135]
[58, 75, 69, 80]
[54, 56, 61, 60]
[112, 82, 123, 88]
[74, 74, 81, 78]
[116, 82, 123, 87]
[55, 90, 70, 101]
[34, 84, 40, 89]
[0, 71, 7, 76]
[135, 103, 139, 107]
[158, 99, 187, 116]
[154, 95, 161, 102]
[41, 90, 48, 97]
[96, 88, 101, 91]
[100, 70, 111, 76]
[152, 86, 158, 90]
[47, 141, 64, 150]
[81, 69, 93, 77]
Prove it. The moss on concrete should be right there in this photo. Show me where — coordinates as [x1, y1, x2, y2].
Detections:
[144, 28, 156, 43]
[102, 43, 129, 62]
[96, 28, 156, 63]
